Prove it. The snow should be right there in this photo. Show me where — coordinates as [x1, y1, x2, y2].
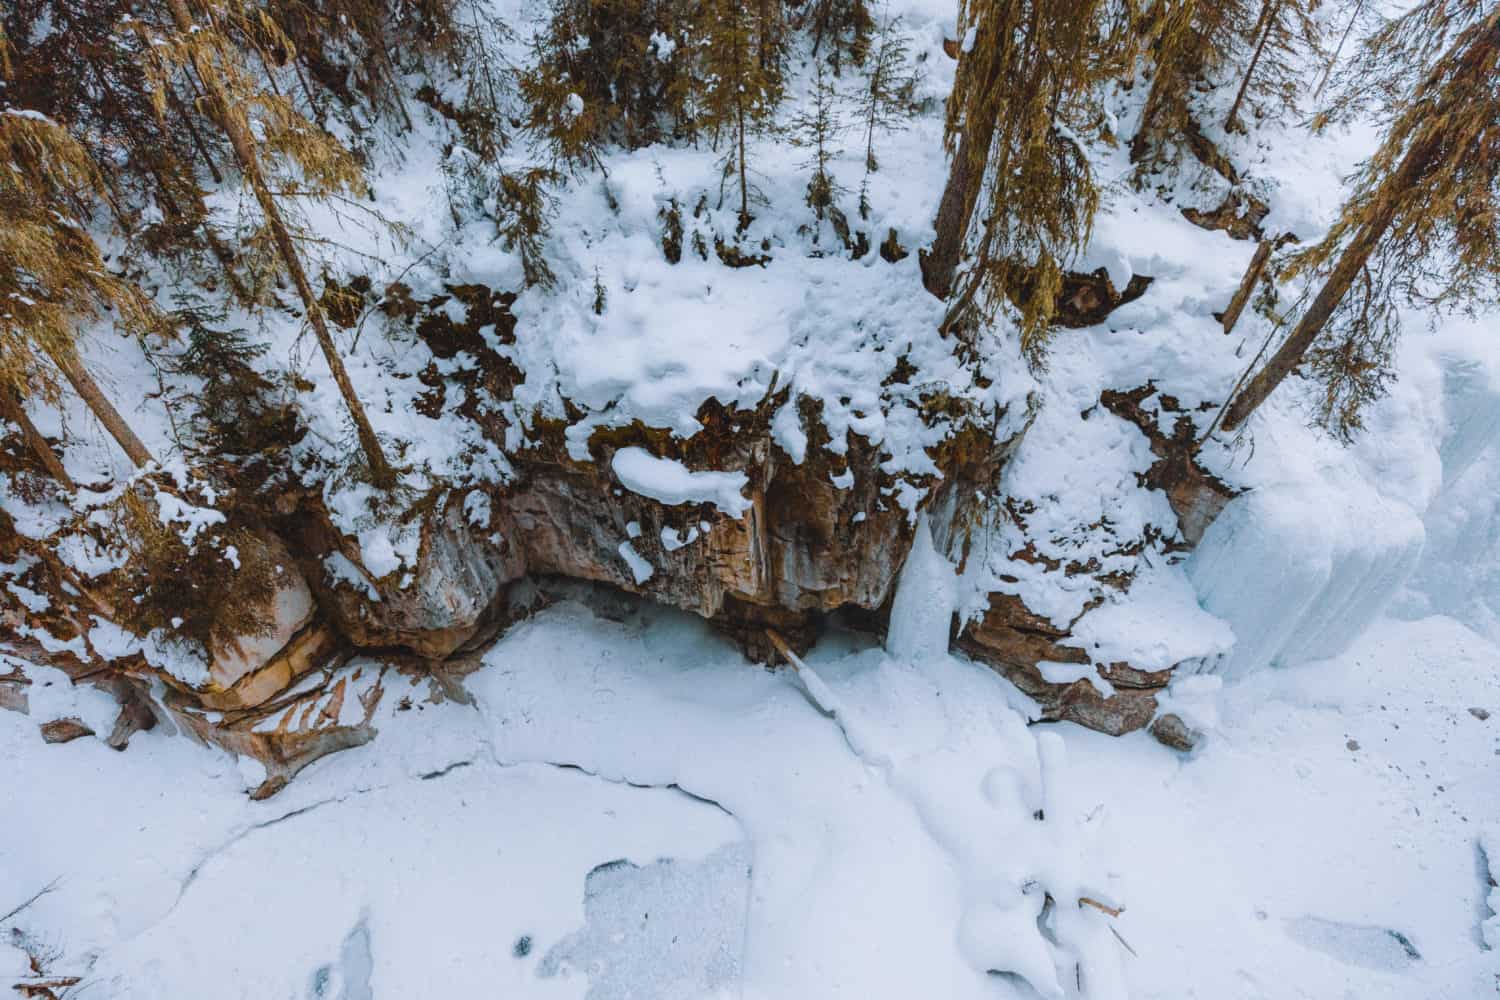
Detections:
[324, 551, 381, 602]
[770, 400, 807, 464]
[616, 539, 654, 583]
[610, 447, 752, 517]
[1066, 562, 1235, 672]
[5, 0, 1500, 995]
[5, 601, 1500, 997]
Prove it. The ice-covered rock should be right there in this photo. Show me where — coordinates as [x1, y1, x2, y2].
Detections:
[1187, 483, 1425, 678]
[886, 514, 956, 662]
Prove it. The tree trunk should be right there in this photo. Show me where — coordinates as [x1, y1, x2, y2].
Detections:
[921, 116, 993, 301]
[1314, 0, 1366, 101]
[737, 109, 749, 226]
[1, 387, 75, 489]
[163, 0, 395, 489]
[49, 350, 155, 469]
[1219, 138, 1434, 432]
[167, 85, 225, 185]
[1219, 239, 1273, 334]
[1226, 0, 1279, 134]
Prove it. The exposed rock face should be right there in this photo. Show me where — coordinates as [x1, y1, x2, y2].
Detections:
[1053, 269, 1154, 329]
[293, 490, 524, 660]
[177, 534, 345, 712]
[955, 593, 1167, 735]
[207, 541, 316, 691]
[500, 401, 1018, 659]
[287, 382, 1023, 663]
[1101, 385, 1238, 546]
[40, 717, 94, 744]
[1181, 190, 1269, 241]
[955, 386, 1236, 736]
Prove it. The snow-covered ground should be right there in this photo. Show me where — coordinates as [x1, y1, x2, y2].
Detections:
[5, 584, 1498, 997]
[6, 0, 1500, 995]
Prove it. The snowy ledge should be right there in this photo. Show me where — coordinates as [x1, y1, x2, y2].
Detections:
[610, 447, 752, 517]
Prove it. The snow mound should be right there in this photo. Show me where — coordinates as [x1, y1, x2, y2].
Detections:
[611, 447, 752, 516]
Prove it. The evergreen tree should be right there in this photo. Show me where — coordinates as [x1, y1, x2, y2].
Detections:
[1218, 0, 1500, 439]
[164, 296, 290, 461]
[804, 0, 874, 75]
[4, 0, 252, 304]
[1131, 0, 1257, 177]
[0, 106, 158, 470]
[143, 0, 397, 487]
[518, 0, 694, 156]
[854, 6, 918, 218]
[517, 1, 607, 171]
[497, 168, 560, 289]
[1223, 0, 1324, 134]
[694, 0, 783, 230]
[920, 0, 1138, 358]
[790, 62, 846, 236]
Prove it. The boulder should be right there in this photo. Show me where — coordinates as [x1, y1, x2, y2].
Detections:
[39, 717, 93, 744]
[1150, 712, 1201, 752]
[956, 593, 1167, 735]
[298, 490, 525, 660]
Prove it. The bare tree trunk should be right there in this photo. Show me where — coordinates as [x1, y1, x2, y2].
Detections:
[1315, 0, 1366, 101]
[163, 0, 395, 489]
[168, 86, 225, 184]
[49, 350, 155, 469]
[1, 387, 75, 489]
[1226, 0, 1279, 134]
[1219, 239, 1273, 334]
[1219, 139, 1433, 432]
[737, 99, 750, 228]
[921, 118, 992, 301]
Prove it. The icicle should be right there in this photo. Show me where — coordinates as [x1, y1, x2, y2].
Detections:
[885, 513, 957, 662]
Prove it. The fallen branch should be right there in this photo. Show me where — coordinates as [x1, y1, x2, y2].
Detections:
[1079, 895, 1124, 918]
[762, 628, 803, 670]
[0, 878, 60, 926]
[764, 628, 889, 769]
[14, 976, 83, 999]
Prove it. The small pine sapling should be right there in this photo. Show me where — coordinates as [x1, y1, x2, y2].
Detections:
[592, 267, 608, 315]
[855, 6, 919, 219]
[790, 62, 847, 239]
[497, 168, 560, 290]
[694, 0, 784, 231]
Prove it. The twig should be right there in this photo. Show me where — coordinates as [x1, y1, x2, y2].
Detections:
[1078, 895, 1123, 918]
[1, 878, 60, 926]
[1109, 924, 1139, 958]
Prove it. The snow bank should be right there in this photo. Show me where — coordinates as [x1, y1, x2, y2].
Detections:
[610, 447, 752, 517]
